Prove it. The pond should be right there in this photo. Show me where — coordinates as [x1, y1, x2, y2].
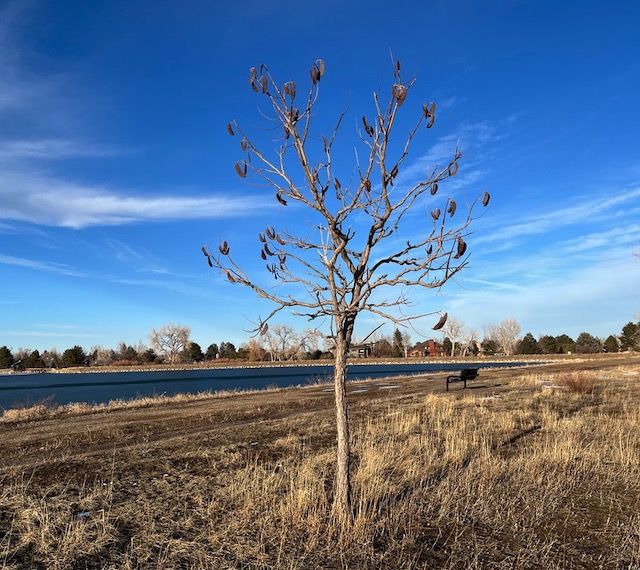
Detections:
[0, 361, 529, 410]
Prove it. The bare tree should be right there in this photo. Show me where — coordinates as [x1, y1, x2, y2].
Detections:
[485, 318, 521, 356]
[264, 324, 298, 361]
[149, 323, 191, 364]
[243, 337, 267, 361]
[203, 59, 489, 523]
[461, 328, 480, 356]
[442, 317, 464, 357]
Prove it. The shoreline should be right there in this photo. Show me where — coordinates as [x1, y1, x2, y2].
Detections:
[0, 353, 581, 375]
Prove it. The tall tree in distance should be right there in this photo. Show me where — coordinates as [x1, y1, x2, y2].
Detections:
[442, 316, 464, 356]
[485, 318, 521, 356]
[149, 323, 191, 364]
[203, 59, 489, 523]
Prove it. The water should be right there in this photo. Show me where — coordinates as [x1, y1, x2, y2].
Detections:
[0, 361, 527, 410]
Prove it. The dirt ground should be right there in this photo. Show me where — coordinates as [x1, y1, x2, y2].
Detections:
[1, 355, 635, 478]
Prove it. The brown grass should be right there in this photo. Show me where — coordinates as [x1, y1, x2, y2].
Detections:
[556, 370, 597, 393]
[1, 357, 639, 569]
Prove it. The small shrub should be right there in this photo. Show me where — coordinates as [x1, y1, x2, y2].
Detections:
[556, 371, 596, 393]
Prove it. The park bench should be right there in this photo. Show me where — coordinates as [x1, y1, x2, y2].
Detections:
[445, 368, 479, 392]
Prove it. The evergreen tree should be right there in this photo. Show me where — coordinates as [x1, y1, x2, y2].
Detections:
[517, 332, 540, 354]
[24, 350, 46, 368]
[218, 342, 237, 359]
[538, 335, 558, 354]
[392, 328, 404, 357]
[555, 334, 576, 354]
[0, 346, 13, 369]
[185, 341, 204, 363]
[620, 322, 639, 351]
[205, 343, 219, 360]
[61, 345, 87, 367]
[575, 332, 601, 354]
[603, 335, 619, 353]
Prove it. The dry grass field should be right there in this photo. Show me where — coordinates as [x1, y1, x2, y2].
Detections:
[1, 355, 639, 569]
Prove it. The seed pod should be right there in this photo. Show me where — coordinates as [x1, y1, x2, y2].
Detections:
[482, 191, 491, 207]
[454, 237, 467, 259]
[260, 250, 267, 260]
[334, 178, 341, 191]
[265, 227, 276, 240]
[432, 312, 447, 330]
[449, 162, 459, 177]
[363, 179, 372, 192]
[283, 81, 297, 100]
[260, 323, 269, 336]
[394, 59, 401, 79]
[226, 123, 235, 136]
[234, 161, 247, 178]
[276, 193, 288, 206]
[431, 208, 441, 221]
[392, 83, 407, 106]
[423, 102, 436, 128]
[310, 60, 324, 84]
[219, 241, 230, 255]
[447, 199, 457, 217]
[427, 244, 433, 255]
[240, 138, 248, 151]
[362, 116, 374, 137]
[206, 257, 212, 268]
[226, 271, 236, 283]
[263, 243, 274, 256]
[276, 234, 286, 245]
[201, 246, 208, 256]
[430, 182, 438, 196]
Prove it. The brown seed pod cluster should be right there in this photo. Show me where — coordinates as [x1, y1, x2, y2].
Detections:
[310, 59, 325, 84]
[423, 102, 436, 128]
[283, 81, 297, 100]
[201, 246, 213, 267]
[392, 83, 408, 106]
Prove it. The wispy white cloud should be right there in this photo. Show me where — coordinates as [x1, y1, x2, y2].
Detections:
[0, 139, 121, 160]
[104, 239, 169, 274]
[477, 186, 640, 247]
[0, 253, 85, 276]
[0, 171, 272, 228]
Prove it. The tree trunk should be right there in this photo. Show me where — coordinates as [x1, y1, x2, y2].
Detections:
[332, 329, 352, 525]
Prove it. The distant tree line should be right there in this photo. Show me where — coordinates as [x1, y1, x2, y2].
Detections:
[1, 318, 638, 370]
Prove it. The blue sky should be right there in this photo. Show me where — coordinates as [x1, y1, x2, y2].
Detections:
[1, 0, 639, 353]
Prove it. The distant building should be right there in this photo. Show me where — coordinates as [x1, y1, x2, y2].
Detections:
[408, 340, 446, 358]
[348, 343, 373, 358]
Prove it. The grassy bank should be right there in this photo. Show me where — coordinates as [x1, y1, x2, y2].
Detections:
[1, 358, 639, 568]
